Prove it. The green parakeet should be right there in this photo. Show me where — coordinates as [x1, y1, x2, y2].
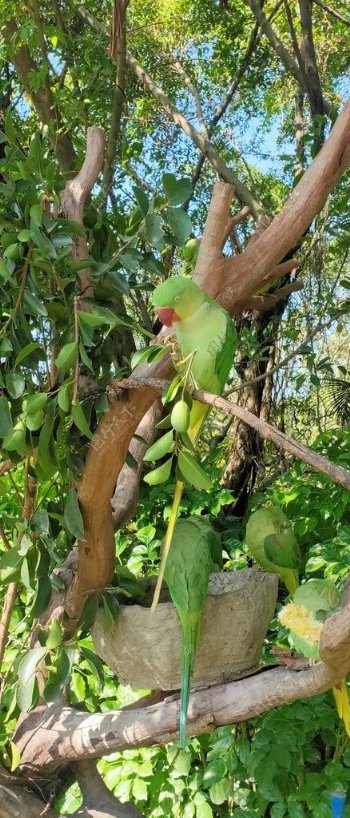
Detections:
[151, 276, 235, 609]
[164, 517, 221, 746]
[279, 579, 350, 736]
[245, 506, 301, 595]
[153, 275, 235, 441]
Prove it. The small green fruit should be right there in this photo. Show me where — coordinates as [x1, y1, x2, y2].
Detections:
[171, 400, 190, 433]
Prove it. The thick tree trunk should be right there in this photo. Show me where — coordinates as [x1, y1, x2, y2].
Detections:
[223, 305, 285, 516]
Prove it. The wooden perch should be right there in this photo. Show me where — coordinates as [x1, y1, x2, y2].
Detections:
[110, 378, 350, 491]
[13, 601, 350, 767]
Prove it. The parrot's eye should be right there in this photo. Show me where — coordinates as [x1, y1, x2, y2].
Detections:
[175, 296, 180, 303]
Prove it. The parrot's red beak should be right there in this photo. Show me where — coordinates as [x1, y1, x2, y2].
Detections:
[156, 307, 180, 326]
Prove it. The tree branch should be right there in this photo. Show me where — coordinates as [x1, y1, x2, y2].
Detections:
[313, 0, 350, 27]
[110, 378, 350, 491]
[213, 100, 350, 305]
[14, 600, 350, 766]
[244, 0, 333, 116]
[61, 125, 105, 298]
[73, 760, 145, 818]
[101, 0, 128, 209]
[1, 20, 76, 177]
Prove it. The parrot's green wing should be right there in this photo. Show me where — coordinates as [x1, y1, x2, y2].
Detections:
[288, 629, 320, 661]
[188, 516, 223, 571]
[264, 530, 301, 570]
[293, 579, 340, 614]
[209, 306, 236, 393]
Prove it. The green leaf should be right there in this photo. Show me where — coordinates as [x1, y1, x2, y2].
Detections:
[143, 430, 175, 462]
[143, 456, 173, 485]
[5, 110, 16, 143]
[162, 374, 182, 404]
[30, 204, 42, 226]
[71, 402, 93, 439]
[131, 345, 157, 369]
[30, 576, 52, 618]
[144, 213, 165, 247]
[3, 426, 27, 455]
[24, 393, 48, 414]
[133, 185, 149, 216]
[163, 173, 193, 205]
[102, 592, 120, 629]
[5, 372, 25, 399]
[9, 741, 21, 772]
[0, 547, 23, 584]
[26, 409, 44, 431]
[18, 228, 31, 242]
[79, 594, 101, 631]
[208, 779, 231, 805]
[80, 646, 104, 683]
[196, 803, 213, 818]
[64, 487, 85, 540]
[132, 778, 148, 801]
[107, 269, 129, 293]
[78, 311, 111, 328]
[166, 207, 192, 243]
[58, 382, 73, 412]
[0, 396, 13, 437]
[38, 401, 57, 477]
[18, 647, 47, 685]
[46, 619, 63, 650]
[32, 509, 50, 533]
[15, 342, 43, 366]
[119, 248, 143, 272]
[16, 676, 39, 712]
[23, 289, 48, 316]
[178, 450, 212, 490]
[174, 749, 191, 775]
[55, 342, 78, 374]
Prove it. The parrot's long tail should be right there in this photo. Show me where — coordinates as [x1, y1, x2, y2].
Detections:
[151, 480, 184, 611]
[284, 570, 299, 596]
[332, 679, 350, 736]
[179, 613, 200, 748]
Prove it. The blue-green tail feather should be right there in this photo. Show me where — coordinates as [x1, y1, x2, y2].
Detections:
[179, 615, 200, 748]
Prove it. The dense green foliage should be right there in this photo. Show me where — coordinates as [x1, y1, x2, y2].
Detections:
[1, 0, 350, 814]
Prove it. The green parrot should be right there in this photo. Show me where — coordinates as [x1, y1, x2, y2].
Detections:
[245, 506, 301, 595]
[164, 516, 222, 746]
[279, 579, 350, 737]
[150, 276, 235, 609]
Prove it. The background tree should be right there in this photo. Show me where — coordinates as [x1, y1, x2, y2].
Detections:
[1, 1, 350, 815]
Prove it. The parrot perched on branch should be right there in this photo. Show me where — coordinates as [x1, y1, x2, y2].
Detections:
[245, 506, 301, 595]
[150, 276, 235, 609]
[279, 579, 350, 737]
[164, 516, 222, 746]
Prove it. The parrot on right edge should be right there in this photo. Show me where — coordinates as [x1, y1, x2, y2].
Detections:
[164, 516, 222, 747]
[279, 579, 350, 737]
[245, 506, 301, 595]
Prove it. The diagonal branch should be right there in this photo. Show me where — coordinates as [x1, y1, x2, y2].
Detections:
[14, 599, 350, 765]
[313, 0, 350, 27]
[110, 378, 350, 491]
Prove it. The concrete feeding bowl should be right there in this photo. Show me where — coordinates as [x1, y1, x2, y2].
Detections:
[92, 568, 278, 690]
